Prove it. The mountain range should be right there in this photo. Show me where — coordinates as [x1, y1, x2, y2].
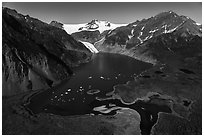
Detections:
[51, 10, 201, 64]
[3, 7, 202, 96]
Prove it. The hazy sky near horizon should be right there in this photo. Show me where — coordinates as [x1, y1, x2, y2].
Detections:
[3, 2, 202, 24]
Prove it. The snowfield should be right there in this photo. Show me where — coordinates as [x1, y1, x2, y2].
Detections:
[63, 20, 127, 34]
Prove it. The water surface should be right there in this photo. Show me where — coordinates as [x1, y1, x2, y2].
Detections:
[26, 53, 171, 134]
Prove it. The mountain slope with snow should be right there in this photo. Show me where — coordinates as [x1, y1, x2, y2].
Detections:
[102, 11, 202, 50]
[93, 11, 202, 64]
[63, 19, 127, 34]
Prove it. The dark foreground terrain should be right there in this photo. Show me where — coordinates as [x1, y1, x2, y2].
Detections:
[3, 55, 202, 134]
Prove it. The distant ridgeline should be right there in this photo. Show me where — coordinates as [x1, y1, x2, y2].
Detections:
[55, 11, 201, 64]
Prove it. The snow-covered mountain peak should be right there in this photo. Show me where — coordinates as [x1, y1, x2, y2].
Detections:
[81, 19, 111, 30]
[152, 10, 180, 21]
[87, 19, 109, 25]
[63, 20, 127, 34]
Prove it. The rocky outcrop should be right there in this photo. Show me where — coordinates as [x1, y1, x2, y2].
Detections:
[49, 21, 64, 29]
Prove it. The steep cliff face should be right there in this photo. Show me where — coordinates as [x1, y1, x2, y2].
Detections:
[2, 7, 92, 96]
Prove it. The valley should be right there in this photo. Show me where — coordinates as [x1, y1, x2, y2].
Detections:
[2, 6, 202, 135]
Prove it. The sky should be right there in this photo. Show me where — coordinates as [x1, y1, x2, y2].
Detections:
[2, 2, 202, 24]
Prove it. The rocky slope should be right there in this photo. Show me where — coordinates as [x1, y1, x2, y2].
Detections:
[92, 11, 202, 64]
[2, 7, 92, 96]
[100, 11, 201, 48]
